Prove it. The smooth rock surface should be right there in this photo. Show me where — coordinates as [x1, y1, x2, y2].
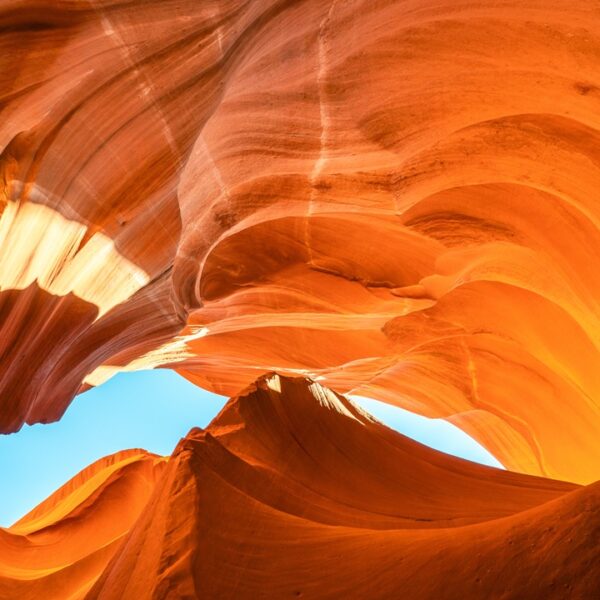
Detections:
[1, 1, 599, 487]
[2, 375, 598, 599]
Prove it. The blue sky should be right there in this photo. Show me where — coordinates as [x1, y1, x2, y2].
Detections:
[0, 370, 502, 527]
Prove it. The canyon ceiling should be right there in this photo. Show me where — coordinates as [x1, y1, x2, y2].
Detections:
[0, 0, 599, 597]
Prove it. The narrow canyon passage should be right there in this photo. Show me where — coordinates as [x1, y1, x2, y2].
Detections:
[1, 0, 599, 597]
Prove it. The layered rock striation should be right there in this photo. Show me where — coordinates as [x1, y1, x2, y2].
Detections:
[1, 1, 599, 486]
[2, 375, 598, 599]
[0, 449, 166, 599]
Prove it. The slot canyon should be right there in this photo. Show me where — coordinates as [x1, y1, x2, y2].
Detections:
[0, 0, 599, 597]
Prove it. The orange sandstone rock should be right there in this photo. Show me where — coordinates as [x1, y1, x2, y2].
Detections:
[0, 449, 166, 599]
[1, 0, 599, 488]
[2, 376, 598, 599]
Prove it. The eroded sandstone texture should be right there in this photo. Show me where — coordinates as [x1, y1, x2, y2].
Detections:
[1, 376, 598, 599]
[1, 1, 599, 487]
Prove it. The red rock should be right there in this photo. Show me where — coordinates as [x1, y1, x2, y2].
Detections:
[2, 375, 597, 599]
[1, 0, 599, 484]
[0, 449, 166, 599]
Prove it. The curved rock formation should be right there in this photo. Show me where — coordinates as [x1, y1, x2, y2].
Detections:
[1, 0, 599, 488]
[0, 449, 166, 599]
[1, 376, 597, 599]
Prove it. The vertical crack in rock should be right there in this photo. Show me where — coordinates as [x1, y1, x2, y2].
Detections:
[305, 0, 338, 265]
[92, 2, 182, 167]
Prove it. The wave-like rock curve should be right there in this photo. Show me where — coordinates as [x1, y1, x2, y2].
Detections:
[1, 375, 598, 598]
[1, 1, 599, 485]
[0, 449, 166, 599]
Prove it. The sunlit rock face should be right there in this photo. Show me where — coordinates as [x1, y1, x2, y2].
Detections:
[1, 376, 598, 599]
[1, 1, 600, 484]
[0, 449, 166, 599]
